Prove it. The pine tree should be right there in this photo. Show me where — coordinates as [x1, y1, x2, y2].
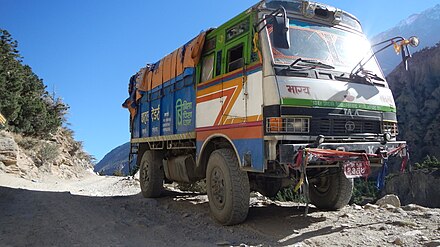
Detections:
[0, 29, 23, 124]
[0, 29, 69, 137]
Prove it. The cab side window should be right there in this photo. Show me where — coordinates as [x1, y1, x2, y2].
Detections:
[200, 37, 216, 83]
[201, 54, 215, 82]
[227, 44, 244, 72]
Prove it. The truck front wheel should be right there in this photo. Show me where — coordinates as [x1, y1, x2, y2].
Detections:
[206, 149, 250, 225]
[309, 167, 353, 210]
[139, 150, 164, 198]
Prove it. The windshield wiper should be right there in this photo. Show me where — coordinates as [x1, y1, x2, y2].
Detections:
[350, 67, 385, 85]
[288, 58, 335, 70]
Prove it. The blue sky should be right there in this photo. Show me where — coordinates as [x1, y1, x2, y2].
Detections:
[1, 0, 439, 161]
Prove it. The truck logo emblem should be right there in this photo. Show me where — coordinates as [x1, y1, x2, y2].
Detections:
[345, 121, 356, 131]
[344, 109, 360, 118]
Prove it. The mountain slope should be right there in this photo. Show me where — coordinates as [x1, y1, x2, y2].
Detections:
[372, 4, 440, 75]
[387, 42, 440, 162]
[94, 142, 130, 175]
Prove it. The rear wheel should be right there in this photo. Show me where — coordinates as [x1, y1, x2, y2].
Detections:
[206, 149, 250, 225]
[139, 150, 164, 198]
[309, 167, 353, 210]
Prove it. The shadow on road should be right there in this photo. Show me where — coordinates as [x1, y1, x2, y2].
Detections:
[0, 186, 331, 246]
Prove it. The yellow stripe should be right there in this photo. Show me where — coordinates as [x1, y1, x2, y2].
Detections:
[0, 113, 6, 125]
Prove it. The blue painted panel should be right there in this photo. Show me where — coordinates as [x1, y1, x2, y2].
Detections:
[174, 70, 195, 134]
[150, 85, 162, 137]
[232, 138, 265, 172]
[161, 80, 174, 135]
[196, 138, 265, 172]
[140, 93, 150, 138]
[137, 68, 196, 138]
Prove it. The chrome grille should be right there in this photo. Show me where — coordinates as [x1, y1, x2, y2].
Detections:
[316, 119, 381, 135]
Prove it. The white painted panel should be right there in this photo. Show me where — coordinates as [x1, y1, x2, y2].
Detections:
[277, 77, 396, 108]
[246, 71, 264, 116]
[196, 97, 225, 128]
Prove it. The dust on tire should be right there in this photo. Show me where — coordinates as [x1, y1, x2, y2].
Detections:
[139, 150, 164, 198]
[309, 167, 353, 210]
[206, 148, 250, 225]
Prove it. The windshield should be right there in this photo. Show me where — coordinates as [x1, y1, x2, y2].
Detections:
[268, 20, 383, 76]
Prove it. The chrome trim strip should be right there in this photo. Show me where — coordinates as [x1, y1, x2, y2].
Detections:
[131, 132, 196, 143]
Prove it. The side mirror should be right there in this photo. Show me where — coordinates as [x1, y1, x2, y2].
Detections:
[272, 7, 290, 49]
[402, 36, 419, 70]
[353, 36, 420, 75]
[408, 36, 419, 47]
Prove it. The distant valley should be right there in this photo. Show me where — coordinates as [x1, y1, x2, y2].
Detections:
[372, 4, 440, 75]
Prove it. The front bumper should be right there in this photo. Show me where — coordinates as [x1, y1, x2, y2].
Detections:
[279, 141, 406, 166]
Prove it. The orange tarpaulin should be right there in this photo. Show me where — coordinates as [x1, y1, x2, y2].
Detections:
[123, 31, 207, 123]
[136, 31, 207, 93]
[170, 49, 178, 79]
[151, 61, 163, 89]
[176, 47, 184, 76]
[137, 66, 151, 92]
[162, 54, 172, 83]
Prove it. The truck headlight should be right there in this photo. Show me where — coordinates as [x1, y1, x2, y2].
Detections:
[267, 117, 310, 133]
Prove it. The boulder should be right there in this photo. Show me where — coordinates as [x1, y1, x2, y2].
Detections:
[376, 194, 401, 208]
[0, 131, 18, 168]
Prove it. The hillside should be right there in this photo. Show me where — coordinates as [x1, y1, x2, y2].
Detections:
[94, 142, 130, 175]
[0, 29, 93, 179]
[0, 128, 93, 179]
[387, 42, 440, 162]
[372, 4, 440, 75]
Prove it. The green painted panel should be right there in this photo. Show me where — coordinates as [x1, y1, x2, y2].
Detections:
[281, 98, 397, 112]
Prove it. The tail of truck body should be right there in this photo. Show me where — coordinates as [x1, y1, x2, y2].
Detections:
[124, 0, 411, 225]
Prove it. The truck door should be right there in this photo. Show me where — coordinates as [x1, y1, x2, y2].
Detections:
[221, 33, 249, 125]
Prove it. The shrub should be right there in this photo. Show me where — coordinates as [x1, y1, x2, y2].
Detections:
[113, 170, 124, 177]
[350, 179, 378, 205]
[273, 187, 306, 203]
[414, 156, 440, 170]
[176, 180, 207, 193]
[38, 142, 59, 166]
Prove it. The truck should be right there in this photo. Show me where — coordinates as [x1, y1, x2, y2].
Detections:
[123, 0, 418, 225]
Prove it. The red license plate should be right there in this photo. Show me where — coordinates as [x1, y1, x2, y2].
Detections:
[343, 161, 371, 178]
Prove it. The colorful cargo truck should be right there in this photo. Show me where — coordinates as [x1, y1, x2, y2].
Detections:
[124, 0, 418, 225]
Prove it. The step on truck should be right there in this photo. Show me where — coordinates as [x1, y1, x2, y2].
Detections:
[123, 0, 418, 225]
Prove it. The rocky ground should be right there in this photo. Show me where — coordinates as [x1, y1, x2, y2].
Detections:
[1, 172, 439, 247]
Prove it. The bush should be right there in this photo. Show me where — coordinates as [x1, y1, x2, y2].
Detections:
[273, 179, 378, 205]
[113, 170, 124, 177]
[414, 156, 440, 170]
[38, 142, 59, 166]
[273, 187, 306, 202]
[13, 134, 39, 150]
[176, 180, 207, 193]
[350, 179, 378, 205]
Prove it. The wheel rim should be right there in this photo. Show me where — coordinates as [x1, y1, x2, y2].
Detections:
[313, 176, 331, 195]
[210, 166, 226, 210]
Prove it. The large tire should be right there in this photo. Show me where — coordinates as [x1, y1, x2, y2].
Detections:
[206, 149, 250, 225]
[139, 150, 164, 198]
[309, 167, 353, 210]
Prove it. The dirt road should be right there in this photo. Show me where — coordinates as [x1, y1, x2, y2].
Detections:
[0, 173, 439, 246]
